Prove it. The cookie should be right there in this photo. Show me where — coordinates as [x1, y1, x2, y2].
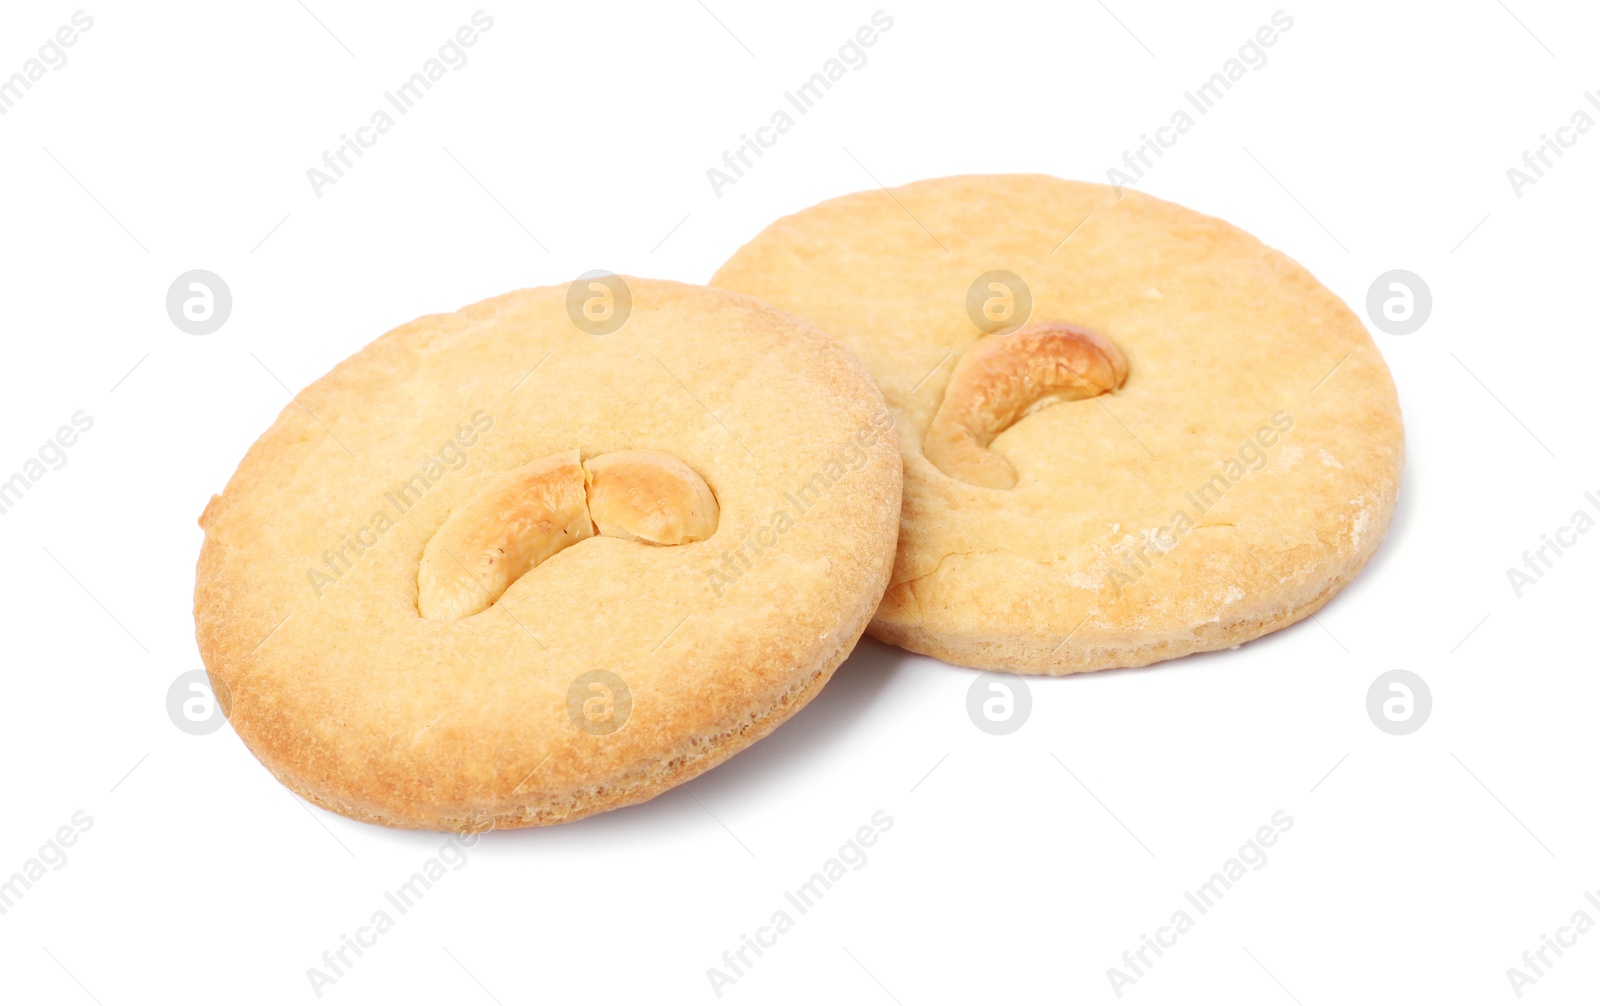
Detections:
[194, 279, 902, 830]
[713, 175, 1403, 673]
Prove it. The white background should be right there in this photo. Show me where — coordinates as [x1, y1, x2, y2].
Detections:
[1, 1, 1596, 1003]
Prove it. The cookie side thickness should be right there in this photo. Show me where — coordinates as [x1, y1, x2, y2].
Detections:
[269, 599, 865, 831]
[871, 475, 1398, 673]
[712, 175, 1404, 675]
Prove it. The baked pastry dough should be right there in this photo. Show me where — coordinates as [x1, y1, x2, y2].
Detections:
[714, 175, 1403, 673]
[194, 279, 901, 829]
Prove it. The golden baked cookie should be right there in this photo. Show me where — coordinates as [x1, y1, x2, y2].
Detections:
[713, 175, 1403, 673]
[194, 279, 901, 830]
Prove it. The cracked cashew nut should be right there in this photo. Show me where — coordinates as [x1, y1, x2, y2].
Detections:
[417, 449, 718, 620]
[923, 320, 1128, 489]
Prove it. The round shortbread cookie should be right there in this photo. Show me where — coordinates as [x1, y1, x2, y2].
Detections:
[194, 279, 901, 830]
[713, 175, 1403, 673]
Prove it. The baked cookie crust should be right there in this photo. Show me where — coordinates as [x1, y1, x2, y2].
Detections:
[713, 176, 1403, 673]
[194, 279, 902, 829]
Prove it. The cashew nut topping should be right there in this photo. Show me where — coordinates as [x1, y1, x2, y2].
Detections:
[923, 320, 1129, 489]
[417, 449, 718, 620]
[584, 450, 720, 545]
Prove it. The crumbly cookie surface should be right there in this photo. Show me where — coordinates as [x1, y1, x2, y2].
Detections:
[713, 175, 1403, 673]
[194, 279, 902, 829]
